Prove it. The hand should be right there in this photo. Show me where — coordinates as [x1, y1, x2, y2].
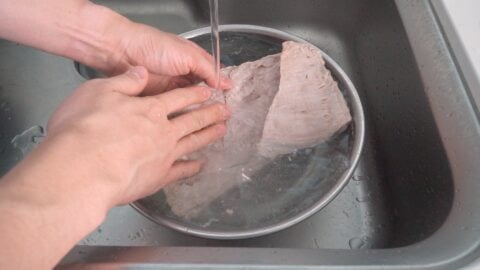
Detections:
[47, 66, 229, 206]
[108, 22, 232, 95]
[87, 3, 232, 95]
[0, 1, 233, 267]
[0, 66, 229, 269]
[0, 1, 231, 96]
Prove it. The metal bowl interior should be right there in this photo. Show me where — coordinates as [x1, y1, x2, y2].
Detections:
[132, 25, 365, 239]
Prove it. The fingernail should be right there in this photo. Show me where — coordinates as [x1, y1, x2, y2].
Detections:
[127, 66, 146, 80]
[201, 87, 212, 99]
[222, 105, 231, 117]
[199, 158, 208, 167]
[216, 124, 227, 134]
[221, 78, 233, 89]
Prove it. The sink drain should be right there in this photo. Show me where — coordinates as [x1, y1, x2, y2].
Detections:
[74, 62, 104, 80]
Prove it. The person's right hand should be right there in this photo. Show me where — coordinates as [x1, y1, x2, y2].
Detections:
[45, 66, 230, 206]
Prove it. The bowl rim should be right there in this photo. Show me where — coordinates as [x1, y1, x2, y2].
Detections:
[131, 24, 366, 240]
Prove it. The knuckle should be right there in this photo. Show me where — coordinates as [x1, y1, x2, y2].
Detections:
[86, 78, 110, 91]
[179, 163, 200, 179]
[83, 78, 103, 87]
[194, 86, 210, 100]
[175, 92, 191, 108]
[174, 121, 189, 138]
[213, 124, 227, 136]
[212, 104, 227, 119]
[179, 169, 188, 179]
[191, 111, 207, 128]
[188, 133, 201, 148]
[144, 97, 167, 120]
[124, 69, 140, 82]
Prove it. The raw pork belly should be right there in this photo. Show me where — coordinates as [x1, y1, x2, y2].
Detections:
[163, 41, 351, 218]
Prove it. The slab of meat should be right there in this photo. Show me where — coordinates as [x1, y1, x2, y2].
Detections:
[258, 41, 352, 158]
[163, 54, 281, 218]
[163, 41, 351, 218]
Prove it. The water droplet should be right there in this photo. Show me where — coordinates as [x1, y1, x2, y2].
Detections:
[11, 125, 45, 156]
[353, 175, 369, 182]
[355, 195, 370, 203]
[349, 237, 370, 249]
[240, 167, 252, 182]
[241, 172, 251, 182]
[32, 135, 44, 144]
[82, 237, 96, 245]
[201, 218, 219, 228]
[313, 238, 320, 249]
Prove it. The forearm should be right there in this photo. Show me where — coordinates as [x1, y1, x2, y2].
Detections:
[0, 134, 114, 269]
[0, 0, 129, 72]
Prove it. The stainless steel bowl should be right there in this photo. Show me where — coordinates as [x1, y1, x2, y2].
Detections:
[131, 25, 365, 239]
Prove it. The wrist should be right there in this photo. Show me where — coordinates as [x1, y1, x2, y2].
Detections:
[0, 135, 110, 268]
[0, 133, 112, 267]
[0, 132, 115, 230]
[66, 2, 132, 74]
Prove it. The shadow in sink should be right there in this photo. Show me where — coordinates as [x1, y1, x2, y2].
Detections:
[0, 0, 453, 250]
[352, 1, 454, 246]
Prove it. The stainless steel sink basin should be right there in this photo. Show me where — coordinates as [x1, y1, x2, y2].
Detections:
[2, 0, 480, 269]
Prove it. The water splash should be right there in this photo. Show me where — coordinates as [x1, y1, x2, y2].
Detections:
[209, 0, 221, 92]
[11, 125, 45, 156]
[352, 175, 369, 182]
[348, 236, 371, 249]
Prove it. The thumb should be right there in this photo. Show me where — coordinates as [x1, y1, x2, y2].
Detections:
[105, 66, 149, 96]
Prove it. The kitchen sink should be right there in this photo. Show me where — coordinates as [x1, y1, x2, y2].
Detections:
[1, 0, 480, 269]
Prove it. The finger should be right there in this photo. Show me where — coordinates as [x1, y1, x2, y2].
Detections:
[175, 124, 226, 158]
[171, 103, 230, 137]
[142, 74, 195, 96]
[161, 75, 198, 91]
[153, 86, 212, 114]
[180, 73, 203, 86]
[189, 49, 232, 90]
[184, 38, 216, 64]
[99, 66, 149, 96]
[164, 160, 203, 184]
[198, 47, 216, 66]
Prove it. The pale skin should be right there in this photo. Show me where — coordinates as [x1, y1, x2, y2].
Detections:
[0, 1, 232, 269]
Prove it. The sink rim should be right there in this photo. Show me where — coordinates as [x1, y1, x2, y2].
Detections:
[131, 24, 366, 240]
